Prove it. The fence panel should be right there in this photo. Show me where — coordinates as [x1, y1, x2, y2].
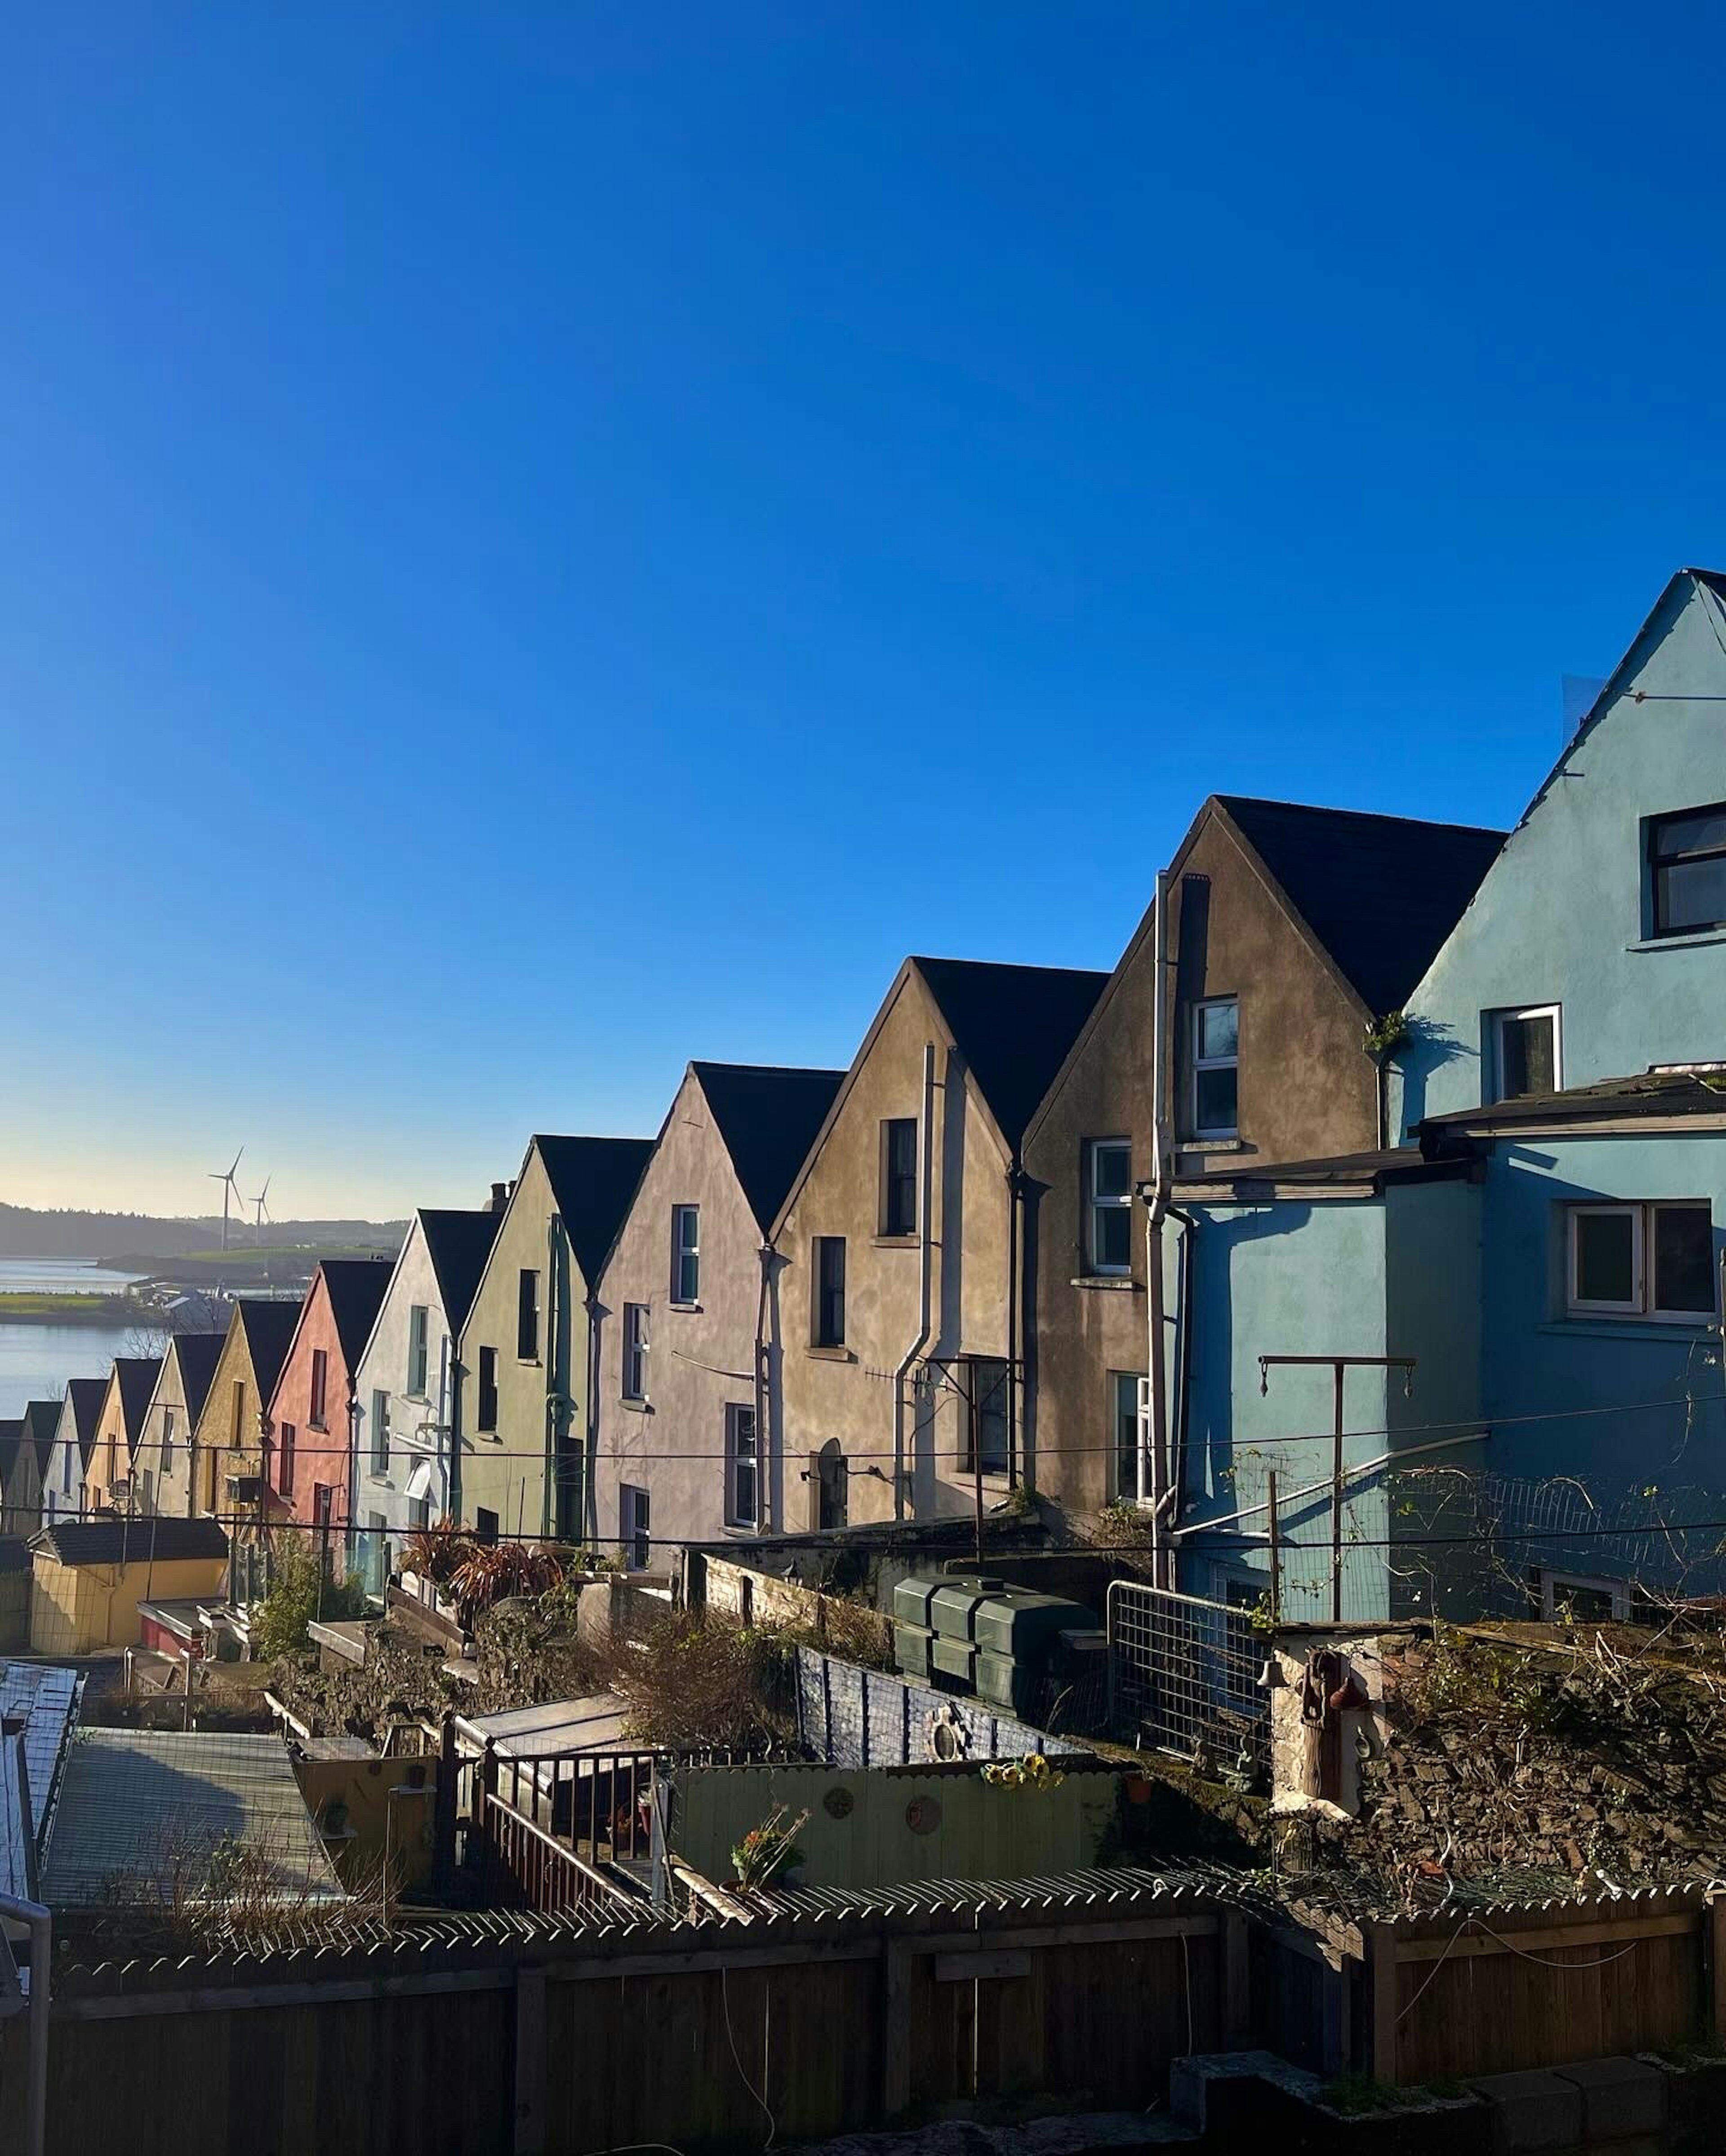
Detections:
[1107, 1581, 1269, 1786]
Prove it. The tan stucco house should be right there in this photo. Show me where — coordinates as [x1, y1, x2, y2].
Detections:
[771, 956, 1107, 1529]
[189, 1298, 302, 1600]
[87, 1356, 163, 1515]
[135, 1333, 228, 1520]
[593, 1062, 844, 1566]
[47, 1377, 108, 1520]
[458, 1135, 653, 1545]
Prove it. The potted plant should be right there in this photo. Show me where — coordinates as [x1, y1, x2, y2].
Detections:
[730, 1805, 810, 1893]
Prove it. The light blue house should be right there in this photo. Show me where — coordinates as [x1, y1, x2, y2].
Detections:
[1160, 569, 1726, 1621]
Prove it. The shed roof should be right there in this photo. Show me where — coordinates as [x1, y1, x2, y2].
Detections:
[912, 956, 1110, 1146]
[31, 1516, 230, 1567]
[1420, 1067, 1726, 1139]
[534, 1135, 657, 1280]
[1215, 796, 1505, 1018]
[691, 1062, 847, 1232]
[0, 1663, 79, 1901]
[41, 1728, 345, 1908]
[418, 1208, 503, 1334]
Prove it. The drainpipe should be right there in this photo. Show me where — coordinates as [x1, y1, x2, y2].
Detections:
[345, 1392, 360, 1574]
[754, 1244, 773, 1532]
[0, 1890, 49, 2156]
[446, 1333, 463, 1527]
[891, 1044, 938, 1521]
[1145, 871, 1175, 1587]
[1166, 1200, 1197, 1539]
[584, 1292, 603, 1548]
[1006, 1159, 1024, 1493]
[544, 1215, 559, 1542]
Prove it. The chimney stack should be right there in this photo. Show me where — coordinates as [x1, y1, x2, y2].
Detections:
[489, 1181, 512, 1214]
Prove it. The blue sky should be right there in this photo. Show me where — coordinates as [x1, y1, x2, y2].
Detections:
[4, 3, 1722, 1218]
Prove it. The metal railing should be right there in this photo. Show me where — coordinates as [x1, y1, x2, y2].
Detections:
[1106, 1579, 1269, 1787]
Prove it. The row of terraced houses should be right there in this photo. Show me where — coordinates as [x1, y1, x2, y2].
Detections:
[8, 566, 1726, 1623]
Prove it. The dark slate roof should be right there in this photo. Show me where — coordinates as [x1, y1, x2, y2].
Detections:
[1217, 796, 1506, 1017]
[317, 1259, 394, 1369]
[419, 1209, 503, 1335]
[169, 1333, 227, 1426]
[535, 1135, 657, 1280]
[61, 1378, 108, 1450]
[0, 1423, 21, 1491]
[31, 1516, 230, 1567]
[692, 1063, 847, 1232]
[112, 1357, 161, 1442]
[234, 1299, 301, 1398]
[1420, 1068, 1726, 1137]
[912, 957, 1111, 1147]
[20, 1400, 60, 1477]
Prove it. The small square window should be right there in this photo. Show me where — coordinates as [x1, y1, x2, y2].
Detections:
[1492, 1005, 1561, 1100]
[1650, 802, 1726, 938]
[1567, 1201, 1715, 1322]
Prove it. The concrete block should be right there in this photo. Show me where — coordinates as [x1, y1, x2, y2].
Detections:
[1552, 2055, 1667, 2139]
[1466, 2069, 1584, 2151]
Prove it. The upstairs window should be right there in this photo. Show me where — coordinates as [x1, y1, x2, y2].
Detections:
[279, 1423, 296, 1499]
[231, 1379, 246, 1447]
[407, 1305, 430, 1396]
[1191, 997, 1240, 1139]
[517, 1269, 540, 1360]
[371, 1389, 391, 1474]
[726, 1403, 760, 1529]
[813, 1236, 846, 1347]
[1493, 1005, 1561, 1099]
[622, 1303, 649, 1401]
[476, 1347, 499, 1432]
[1568, 1201, 1714, 1322]
[161, 1409, 175, 1473]
[880, 1118, 918, 1236]
[672, 1206, 701, 1303]
[1085, 1140, 1132, 1274]
[961, 1357, 1012, 1478]
[309, 1349, 329, 1430]
[1651, 803, 1726, 938]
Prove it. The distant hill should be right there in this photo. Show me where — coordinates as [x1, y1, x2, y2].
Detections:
[0, 1202, 407, 1260]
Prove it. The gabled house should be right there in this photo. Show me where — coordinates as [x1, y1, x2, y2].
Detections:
[593, 1062, 845, 1565]
[0, 1424, 23, 1537]
[350, 1204, 503, 1593]
[87, 1357, 163, 1515]
[1022, 795, 1504, 1525]
[772, 956, 1108, 1529]
[190, 1298, 301, 1602]
[261, 1262, 392, 1560]
[4, 1403, 60, 1535]
[136, 1333, 227, 1520]
[458, 1136, 654, 1545]
[48, 1378, 108, 1521]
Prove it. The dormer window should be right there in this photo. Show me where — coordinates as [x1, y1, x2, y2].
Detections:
[1650, 804, 1726, 938]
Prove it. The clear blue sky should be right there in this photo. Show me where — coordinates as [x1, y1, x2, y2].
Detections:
[4, 3, 1720, 1218]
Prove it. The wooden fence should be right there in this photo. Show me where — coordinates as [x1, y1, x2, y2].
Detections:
[0, 1876, 1239, 2156]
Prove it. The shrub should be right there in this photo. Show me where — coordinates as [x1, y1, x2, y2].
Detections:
[252, 1537, 369, 1663]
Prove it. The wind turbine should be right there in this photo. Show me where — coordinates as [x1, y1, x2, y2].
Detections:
[251, 1177, 272, 1244]
[208, 1147, 245, 1252]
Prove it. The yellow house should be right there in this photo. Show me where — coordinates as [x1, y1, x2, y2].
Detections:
[29, 1516, 230, 1657]
[86, 1356, 163, 1515]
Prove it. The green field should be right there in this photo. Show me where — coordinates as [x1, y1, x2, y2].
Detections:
[0, 1291, 142, 1325]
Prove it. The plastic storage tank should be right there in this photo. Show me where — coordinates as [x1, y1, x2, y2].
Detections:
[891, 1573, 1101, 1720]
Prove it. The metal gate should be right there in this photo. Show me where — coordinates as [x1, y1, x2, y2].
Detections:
[1105, 1580, 1269, 1787]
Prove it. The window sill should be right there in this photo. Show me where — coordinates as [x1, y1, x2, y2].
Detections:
[1627, 928, 1726, 953]
[1185, 1136, 1244, 1152]
[367, 1474, 394, 1489]
[516, 1357, 541, 1368]
[722, 1520, 763, 1538]
[1538, 1318, 1716, 1345]
[1072, 1275, 1142, 1292]
[619, 1397, 652, 1414]
[667, 1301, 702, 1314]
[476, 1432, 503, 1443]
[872, 1234, 919, 1249]
[308, 1422, 327, 1434]
[805, 1344, 855, 1362]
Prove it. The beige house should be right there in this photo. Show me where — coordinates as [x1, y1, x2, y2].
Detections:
[771, 957, 1107, 1529]
[187, 1300, 302, 1599]
[46, 1378, 108, 1520]
[458, 1135, 654, 1545]
[593, 1062, 843, 1566]
[135, 1333, 228, 1519]
[87, 1357, 163, 1515]
[3, 1403, 60, 1534]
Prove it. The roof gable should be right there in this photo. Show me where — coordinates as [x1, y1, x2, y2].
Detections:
[316, 1259, 394, 1369]
[20, 1401, 59, 1477]
[111, 1357, 162, 1442]
[533, 1134, 656, 1280]
[0, 1423, 21, 1490]
[418, 1208, 503, 1334]
[691, 1063, 847, 1232]
[60, 1378, 108, 1450]
[234, 1298, 300, 1399]
[910, 956, 1110, 1147]
[1215, 797, 1505, 1019]
[164, 1332, 227, 1426]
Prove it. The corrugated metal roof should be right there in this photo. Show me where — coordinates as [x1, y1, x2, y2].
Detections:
[454, 1692, 631, 1758]
[0, 1663, 80, 1901]
[41, 1729, 346, 1910]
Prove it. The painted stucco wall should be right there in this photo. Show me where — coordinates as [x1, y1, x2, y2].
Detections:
[458, 1147, 581, 1542]
[352, 1216, 456, 1580]
[28, 1552, 229, 1655]
[88, 1365, 153, 1515]
[775, 970, 1013, 1529]
[265, 1276, 359, 1536]
[190, 1311, 272, 1530]
[1023, 808, 1386, 1524]
[593, 1069, 766, 1563]
[48, 1394, 92, 1517]
[137, 1340, 210, 1521]
[1395, 577, 1726, 1129]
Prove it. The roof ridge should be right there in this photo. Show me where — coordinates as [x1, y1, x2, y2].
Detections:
[1215, 791, 1508, 840]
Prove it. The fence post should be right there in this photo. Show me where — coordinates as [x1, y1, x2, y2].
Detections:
[1219, 1912, 1251, 2048]
[1367, 1921, 1398, 2085]
[432, 1711, 458, 1896]
[514, 1962, 548, 2156]
[881, 1938, 913, 2118]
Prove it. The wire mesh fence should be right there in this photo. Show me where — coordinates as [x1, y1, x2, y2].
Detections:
[1106, 1581, 1269, 1787]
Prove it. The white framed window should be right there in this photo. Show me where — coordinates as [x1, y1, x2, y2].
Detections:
[1191, 998, 1240, 1139]
[1540, 1571, 1631, 1623]
[1085, 1140, 1132, 1274]
[621, 1485, 651, 1571]
[1492, 1005, 1561, 1100]
[161, 1409, 175, 1472]
[726, 1403, 759, 1529]
[407, 1305, 430, 1396]
[1109, 1372, 1148, 1503]
[672, 1206, 700, 1303]
[622, 1303, 649, 1401]
[1567, 1201, 1714, 1322]
[370, 1389, 391, 1474]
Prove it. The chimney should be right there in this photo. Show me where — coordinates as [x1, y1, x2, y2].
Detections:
[488, 1182, 512, 1214]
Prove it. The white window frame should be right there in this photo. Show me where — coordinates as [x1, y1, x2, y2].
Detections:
[407, 1305, 430, 1397]
[370, 1388, 391, 1475]
[1567, 1200, 1715, 1323]
[1108, 1371, 1150, 1505]
[621, 1485, 650, 1571]
[161, 1409, 175, 1473]
[1191, 998, 1240, 1141]
[1492, 1004, 1561, 1101]
[1540, 1570, 1632, 1622]
[725, 1402, 760, 1529]
[1085, 1139, 1132, 1276]
[622, 1303, 649, 1401]
[672, 1205, 700, 1304]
